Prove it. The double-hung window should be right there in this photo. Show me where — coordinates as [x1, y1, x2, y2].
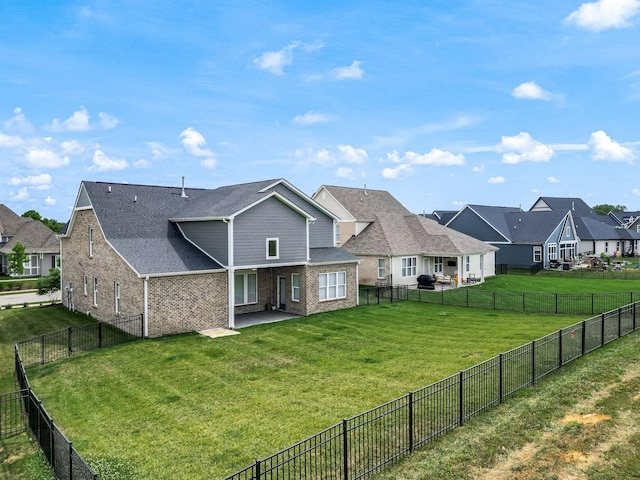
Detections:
[319, 272, 346, 301]
[434, 257, 443, 273]
[235, 272, 257, 305]
[93, 277, 98, 306]
[401, 257, 417, 277]
[377, 259, 386, 279]
[83, 275, 88, 295]
[291, 273, 300, 302]
[89, 227, 94, 256]
[114, 282, 121, 314]
[465, 256, 470, 272]
[548, 243, 558, 261]
[533, 246, 542, 263]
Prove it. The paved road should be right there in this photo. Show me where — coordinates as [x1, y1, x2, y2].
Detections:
[0, 290, 61, 307]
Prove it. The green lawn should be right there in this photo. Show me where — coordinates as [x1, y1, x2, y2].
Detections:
[478, 274, 640, 293]
[25, 302, 583, 479]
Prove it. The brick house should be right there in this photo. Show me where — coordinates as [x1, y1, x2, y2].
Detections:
[312, 185, 497, 287]
[60, 179, 359, 337]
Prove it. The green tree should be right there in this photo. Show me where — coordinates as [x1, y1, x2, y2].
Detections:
[37, 267, 61, 303]
[22, 209, 66, 233]
[592, 204, 626, 215]
[22, 209, 42, 222]
[7, 242, 27, 276]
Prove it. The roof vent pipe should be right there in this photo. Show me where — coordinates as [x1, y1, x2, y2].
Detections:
[181, 176, 188, 198]
[108, 185, 112, 193]
[134, 195, 137, 203]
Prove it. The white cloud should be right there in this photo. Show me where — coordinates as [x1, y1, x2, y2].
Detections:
[98, 112, 119, 129]
[472, 164, 485, 172]
[335, 167, 356, 179]
[498, 132, 554, 164]
[332, 60, 364, 80]
[566, 0, 640, 31]
[88, 149, 129, 172]
[547, 176, 561, 183]
[0, 133, 25, 148]
[5, 107, 34, 133]
[512, 81, 556, 101]
[589, 130, 635, 162]
[25, 149, 70, 168]
[180, 127, 215, 157]
[9, 173, 52, 187]
[11, 187, 29, 201]
[44, 196, 56, 206]
[338, 145, 368, 164]
[60, 140, 85, 155]
[633, 188, 640, 196]
[146, 142, 170, 159]
[200, 158, 218, 169]
[49, 108, 91, 132]
[254, 42, 299, 75]
[382, 164, 413, 180]
[293, 111, 333, 125]
[389, 148, 465, 166]
[488, 176, 505, 184]
[133, 158, 151, 168]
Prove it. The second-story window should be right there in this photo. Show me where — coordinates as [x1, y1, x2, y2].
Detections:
[89, 227, 94, 256]
[266, 238, 279, 259]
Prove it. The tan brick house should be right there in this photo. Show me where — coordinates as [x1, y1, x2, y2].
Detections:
[60, 179, 359, 337]
[312, 185, 497, 287]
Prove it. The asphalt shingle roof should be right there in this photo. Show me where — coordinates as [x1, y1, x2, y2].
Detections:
[0, 204, 59, 254]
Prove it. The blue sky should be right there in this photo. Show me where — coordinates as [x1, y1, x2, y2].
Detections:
[2, 0, 640, 222]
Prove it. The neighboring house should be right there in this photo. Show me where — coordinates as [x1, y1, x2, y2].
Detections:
[529, 197, 640, 258]
[0, 204, 59, 276]
[443, 197, 640, 269]
[312, 185, 497, 286]
[60, 179, 359, 337]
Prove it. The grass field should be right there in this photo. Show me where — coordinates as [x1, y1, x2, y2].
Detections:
[2, 274, 639, 479]
[24, 302, 583, 479]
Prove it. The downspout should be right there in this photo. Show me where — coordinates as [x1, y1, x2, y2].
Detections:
[225, 218, 235, 329]
[144, 276, 149, 338]
[356, 261, 360, 306]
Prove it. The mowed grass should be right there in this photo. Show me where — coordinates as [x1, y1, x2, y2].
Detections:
[26, 302, 583, 479]
[478, 274, 640, 293]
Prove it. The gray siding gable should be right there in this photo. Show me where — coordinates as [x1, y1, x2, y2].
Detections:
[177, 220, 228, 265]
[447, 207, 511, 243]
[233, 196, 307, 266]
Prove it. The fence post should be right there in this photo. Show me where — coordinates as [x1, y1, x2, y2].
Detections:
[581, 320, 586, 356]
[591, 293, 594, 315]
[618, 308, 622, 339]
[68, 326, 73, 357]
[558, 329, 563, 368]
[634, 302, 637, 331]
[98, 322, 103, 349]
[408, 392, 414, 453]
[555, 293, 558, 314]
[499, 353, 503, 404]
[255, 458, 261, 480]
[342, 419, 349, 480]
[531, 340, 536, 385]
[458, 371, 464, 426]
[601, 313, 605, 347]
[41, 336, 45, 365]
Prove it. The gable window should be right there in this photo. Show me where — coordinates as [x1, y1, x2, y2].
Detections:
[548, 243, 557, 261]
[533, 246, 542, 263]
[291, 273, 300, 302]
[564, 225, 571, 238]
[89, 227, 94, 256]
[83, 275, 88, 295]
[235, 272, 257, 305]
[335, 224, 341, 244]
[377, 258, 386, 279]
[434, 257, 443, 273]
[114, 282, 121, 314]
[319, 271, 346, 301]
[266, 238, 279, 260]
[93, 277, 98, 306]
[401, 257, 417, 277]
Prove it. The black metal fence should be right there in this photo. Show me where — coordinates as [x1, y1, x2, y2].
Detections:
[224, 303, 638, 480]
[11, 313, 144, 480]
[408, 288, 640, 316]
[359, 285, 409, 305]
[0, 389, 28, 437]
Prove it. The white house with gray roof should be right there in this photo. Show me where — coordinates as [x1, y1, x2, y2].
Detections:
[312, 185, 497, 287]
[60, 179, 359, 337]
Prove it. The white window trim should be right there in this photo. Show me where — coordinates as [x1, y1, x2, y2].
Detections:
[548, 243, 558, 261]
[89, 227, 94, 257]
[235, 271, 258, 306]
[83, 275, 88, 295]
[291, 273, 300, 302]
[319, 271, 347, 301]
[533, 246, 542, 263]
[434, 256, 443, 273]
[93, 277, 98, 307]
[401, 257, 417, 277]
[266, 238, 279, 260]
[377, 258, 386, 279]
[465, 256, 470, 272]
[114, 282, 120, 314]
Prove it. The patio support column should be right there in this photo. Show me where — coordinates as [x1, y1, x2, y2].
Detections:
[458, 255, 463, 287]
[226, 217, 235, 329]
